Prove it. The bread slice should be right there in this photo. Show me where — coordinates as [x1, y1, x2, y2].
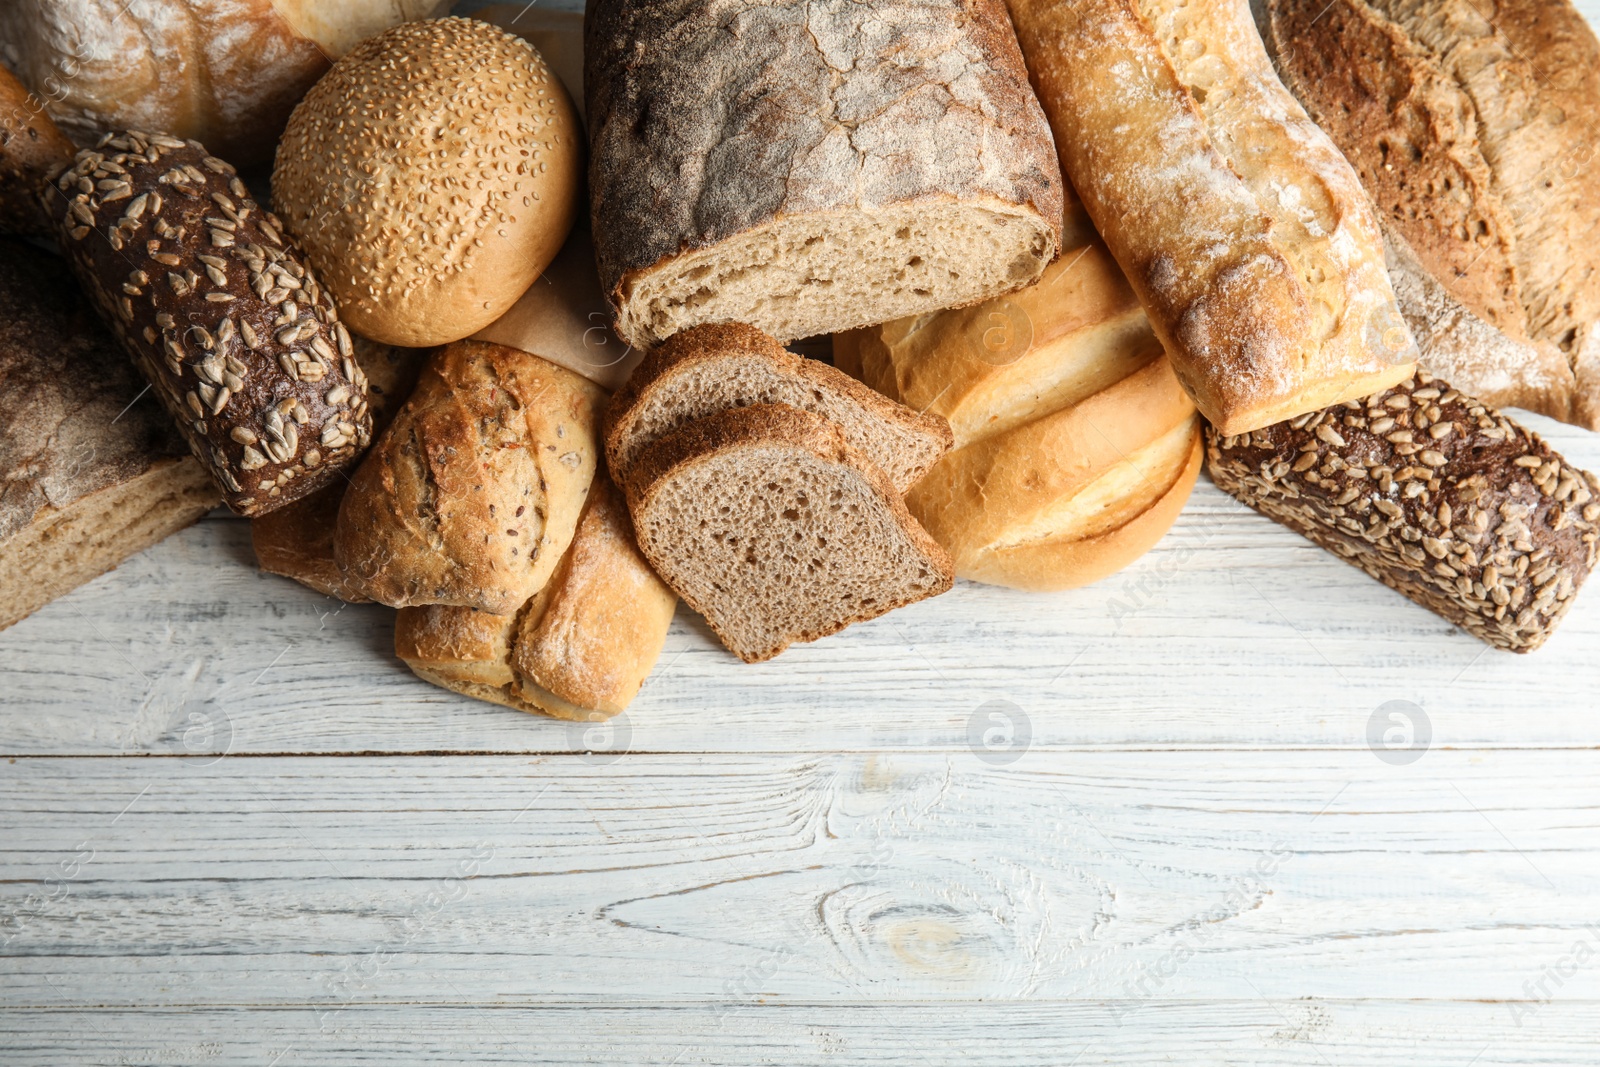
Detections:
[625, 404, 953, 663]
[605, 323, 952, 494]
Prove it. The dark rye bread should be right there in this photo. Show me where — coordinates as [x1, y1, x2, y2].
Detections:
[625, 403, 954, 663]
[605, 323, 953, 494]
[0, 63, 74, 236]
[584, 0, 1065, 349]
[0, 237, 218, 631]
[1259, 0, 1600, 427]
[45, 133, 372, 515]
[1207, 371, 1600, 652]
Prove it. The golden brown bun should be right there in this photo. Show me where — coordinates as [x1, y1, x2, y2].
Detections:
[0, 63, 73, 236]
[273, 18, 583, 348]
[471, 6, 584, 118]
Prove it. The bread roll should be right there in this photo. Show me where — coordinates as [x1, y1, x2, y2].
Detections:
[273, 18, 583, 348]
[46, 134, 372, 516]
[0, 237, 218, 631]
[1208, 371, 1599, 652]
[471, 6, 584, 118]
[395, 477, 677, 721]
[1258, 0, 1600, 428]
[1006, 0, 1416, 436]
[0, 0, 446, 168]
[585, 0, 1065, 349]
[0, 62, 74, 236]
[334, 340, 603, 613]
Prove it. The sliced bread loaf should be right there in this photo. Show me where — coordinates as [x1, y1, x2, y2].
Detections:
[626, 404, 953, 663]
[606, 323, 952, 494]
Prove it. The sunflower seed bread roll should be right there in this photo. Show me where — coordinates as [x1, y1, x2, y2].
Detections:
[1206, 371, 1600, 652]
[585, 0, 1065, 349]
[1006, 0, 1416, 436]
[45, 133, 372, 516]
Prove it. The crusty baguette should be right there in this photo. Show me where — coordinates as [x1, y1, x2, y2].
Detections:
[1006, 0, 1416, 435]
[0, 62, 75, 236]
[606, 323, 952, 495]
[625, 404, 954, 663]
[1258, 0, 1600, 428]
[585, 0, 1065, 349]
[45, 134, 372, 515]
[334, 340, 602, 613]
[1207, 371, 1600, 652]
[396, 476, 676, 720]
[0, 237, 218, 631]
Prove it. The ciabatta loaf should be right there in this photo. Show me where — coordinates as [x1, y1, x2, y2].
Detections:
[1258, 0, 1600, 427]
[606, 323, 952, 494]
[625, 404, 954, 663]
[584, 0, 1065, 349]
[1006, 0, 1416, 435]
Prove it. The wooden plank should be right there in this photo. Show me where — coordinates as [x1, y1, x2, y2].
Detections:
[4, 751, 1599, 1006]
[1, 1001, 1596, 1066]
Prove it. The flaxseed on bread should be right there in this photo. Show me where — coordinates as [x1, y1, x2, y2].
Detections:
[605, 323, 952, 494]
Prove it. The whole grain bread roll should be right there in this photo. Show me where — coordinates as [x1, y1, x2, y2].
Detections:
[0, 62, 74, 236]
[334, 340, 603, 613]
[585, 0, 1065, 349]
[395, 476, 677, 721]
[0, 237, 218, 631]
[1006, 0, 1416, 436]
[45, 134, 372, 516]
[1258, 0, 1600, 428]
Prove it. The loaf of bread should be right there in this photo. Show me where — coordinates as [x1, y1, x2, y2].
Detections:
[250, 336, 428, 601]
[0, 62, 74, 236]
[334, 340, 602, 613]
[1006, 0, 1416, 435]
[0, 0, 445, 167]
[836, 197, 1201, 591]
[607, 323, 953, 495]
[1207, 371, 1599, 652]
[1258, 0, 1600, 428]
[395, 476, 677, 720]
[45, 134, 372, 516]
[0, 237, 218, 631]
[626, 404, 954, 663]
[584, 0, 1065, 349]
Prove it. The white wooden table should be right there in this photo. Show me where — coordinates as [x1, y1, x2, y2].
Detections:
[8, 4, 1600, 1063]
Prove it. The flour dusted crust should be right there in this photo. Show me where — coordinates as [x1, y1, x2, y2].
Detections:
[585, 0, 1065, 348]
[1007, 0, 1416, 436]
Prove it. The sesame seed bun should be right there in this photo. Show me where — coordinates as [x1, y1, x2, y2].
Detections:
[271, 17, 582, 348]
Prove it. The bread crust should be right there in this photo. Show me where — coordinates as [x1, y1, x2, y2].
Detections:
[334, 340, 602, 613]
[0, 63, 73, 235]
[1007, 0, 1416, 435]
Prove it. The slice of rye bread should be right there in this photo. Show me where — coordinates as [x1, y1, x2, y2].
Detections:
[605, 323, 953, 494]
[625, 403, 954, 663]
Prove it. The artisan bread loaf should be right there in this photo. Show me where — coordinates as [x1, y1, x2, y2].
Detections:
[47, 134, 372, 516]
[250, 336, 428, 600]
[396, 476, 676, 720]
[626, 404, 954, 663]
[0, 63, 74, 236]
[334, 340, 602, 613]
[0, 0, 445, 167]
[1007, 0, 1416, 435]
[273, 18, 583, 348]
[606, 323, 952, 495]
[0, 237, 218, 631]
[1208, 371, 1600, 652]
[584, 0, 1065, 349]
[1258, 0, 1600, 427]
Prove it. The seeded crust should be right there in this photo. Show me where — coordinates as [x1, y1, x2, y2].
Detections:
[249, 335, 429, 601]
[625, 404, 954, 663]
[0, 63, 74, 236]
[273, 17, 583, 348]
[1007, 0, 1416, 436]
[1259, 0, 1600, 428]
[45, 134, 372, 516]
[334, 340, 603, 614]
[605, 323, 953, 495]
[585, 0, 1065, 349]
[395, 475, 677, 720]
[1206, 371, 1600, 652]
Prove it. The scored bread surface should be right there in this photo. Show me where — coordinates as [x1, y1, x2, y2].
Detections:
[626, 404, 953, 663]
[605, 323, 953, 493]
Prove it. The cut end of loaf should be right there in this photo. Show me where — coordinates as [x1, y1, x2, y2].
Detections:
[614, 203, 1058, 349]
